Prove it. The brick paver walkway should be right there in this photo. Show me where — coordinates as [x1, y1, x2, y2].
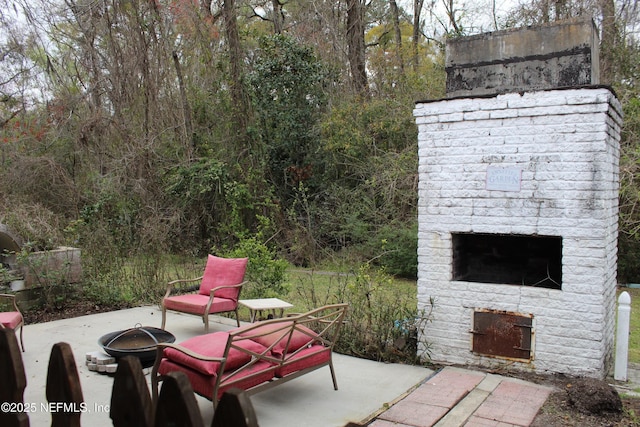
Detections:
[369, 367, 553, 427]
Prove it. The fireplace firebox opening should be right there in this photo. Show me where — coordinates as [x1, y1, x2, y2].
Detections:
[452, 233, 562, 289]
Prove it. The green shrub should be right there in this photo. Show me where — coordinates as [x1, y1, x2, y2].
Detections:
[366, 222, 418, 279]
[293, 265, 431, 364]
[81, 253, 199, 309]
[0, 195, 65, 252]
[247, 34, 329, 200]
[78, 191, 141, 255]
[336, 265, 430, 363]
[221, 233, 289, 299]
[618, 235, 640, 284]
[15, 245, 77, 309]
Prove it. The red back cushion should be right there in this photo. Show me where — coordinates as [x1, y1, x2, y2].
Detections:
[199, 255, 248, 300]
[163, 331, 266, 376]
[237, 321, 320, 357]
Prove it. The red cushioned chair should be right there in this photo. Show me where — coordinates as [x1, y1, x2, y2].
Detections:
[0, 294, 25, 352]
[161, 255, 248, 333]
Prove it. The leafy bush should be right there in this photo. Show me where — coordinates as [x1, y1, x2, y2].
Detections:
[293, 265, 431, 364]
[164, 158, 277, 254]
[336, 265, 430, 363]
[365, 221, 418, 279]
[14, 245, 77, 309]
[164, 158, 231, 253]
[0, 195, 66, 252]
[247, 34, 329, 199]
[221, 232, 289, 299]
[78, 191, 144, 256]
[618, 97, 640, 283]
[618, 234, 640, 284]
[82, 254, 200, 308]
[319, 98, 417, 178]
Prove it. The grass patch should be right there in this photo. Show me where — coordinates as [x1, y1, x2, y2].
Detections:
[284, 268, 417, 314]
[623, 287, 640, 364]
[289, 270, 416, 314]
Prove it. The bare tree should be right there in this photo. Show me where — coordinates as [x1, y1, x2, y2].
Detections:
[347, 0, 369, 95]
[413, 0, 425, 70]
[600, 0, 618, 85]
[223, 0, 249, 142]
[390, 0, 405, 73]
[202, 0, 213, 15]
[0, 7, 30, 133]
[506, 0, 600, 26]
[173, 51, 195, 159]
[272, 0, 284, 34]
[443, 0, 464, 35]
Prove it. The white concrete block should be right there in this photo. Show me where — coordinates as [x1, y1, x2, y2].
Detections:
[86, 351, 103, 362]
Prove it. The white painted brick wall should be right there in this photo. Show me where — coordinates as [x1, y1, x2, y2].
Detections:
[414, 88, 622, 378]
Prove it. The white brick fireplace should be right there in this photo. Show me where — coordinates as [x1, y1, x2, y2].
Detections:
[414, 87, 622, 378]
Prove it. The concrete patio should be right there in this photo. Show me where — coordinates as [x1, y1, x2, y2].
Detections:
[18, 306, 432, 427]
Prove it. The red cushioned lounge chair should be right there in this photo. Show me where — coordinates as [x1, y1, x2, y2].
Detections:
[161, 255, 247, 333]
[0, 293, 25, 352]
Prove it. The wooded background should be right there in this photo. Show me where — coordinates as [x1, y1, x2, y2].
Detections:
[1, 0, 640, 284]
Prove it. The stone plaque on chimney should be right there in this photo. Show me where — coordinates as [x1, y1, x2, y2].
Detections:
[445, 18, 600, 97]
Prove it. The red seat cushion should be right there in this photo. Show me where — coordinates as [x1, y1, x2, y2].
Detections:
[217, 362, 277, 399]
[199, 255, 248, 300]
[237, 321, 320, 357]
[275, 345, 331, 377]
[162, 331, 267, 376]
[0, 312, 22, 329]
[159, 359, 217, 398]
[163, 294, 237, 315]
[158, 359, 276, 400]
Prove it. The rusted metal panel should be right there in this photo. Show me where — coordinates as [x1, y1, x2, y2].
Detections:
[471, 310, 533, 360]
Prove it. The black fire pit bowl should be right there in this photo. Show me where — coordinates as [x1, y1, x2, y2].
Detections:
[98, 325, 175, 365]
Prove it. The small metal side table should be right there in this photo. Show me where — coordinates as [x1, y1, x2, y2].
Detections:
[239, 298, 293, 322]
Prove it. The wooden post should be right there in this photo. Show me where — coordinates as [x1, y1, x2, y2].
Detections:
[0, 328, 28, 427]
[46, 342, 84, 427]
[211, 388, 258, 427]
[615, 291, 631, 381]
[110, 356, 153, 427]
[154, 371, 204, 427]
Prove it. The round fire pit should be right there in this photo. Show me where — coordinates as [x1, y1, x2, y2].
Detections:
[98, 325, 175, 365]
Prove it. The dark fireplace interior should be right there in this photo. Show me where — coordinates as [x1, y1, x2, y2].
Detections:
[452, 233, 562, 289]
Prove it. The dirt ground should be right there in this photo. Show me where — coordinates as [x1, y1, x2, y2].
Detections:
[503, 370, 640, 427]
[533, 391, 640, 426]
[22, 299, 129, 324]
[23, 300, 640, 427]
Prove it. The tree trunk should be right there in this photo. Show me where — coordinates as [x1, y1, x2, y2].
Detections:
[412, 0, 424, 71]
[541, 0, 551, 23]
[554, 0, 567, 20]
[444, 0, 462, 35]
[201, 0, 212, 15]
[172, 51, 195, 160]
[223, 0, 248, 142]
[272, 0, 283, 34]
[346, 0, 368, 95]
[390, 0, 404, 74]
[600, 0, 617, 86]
